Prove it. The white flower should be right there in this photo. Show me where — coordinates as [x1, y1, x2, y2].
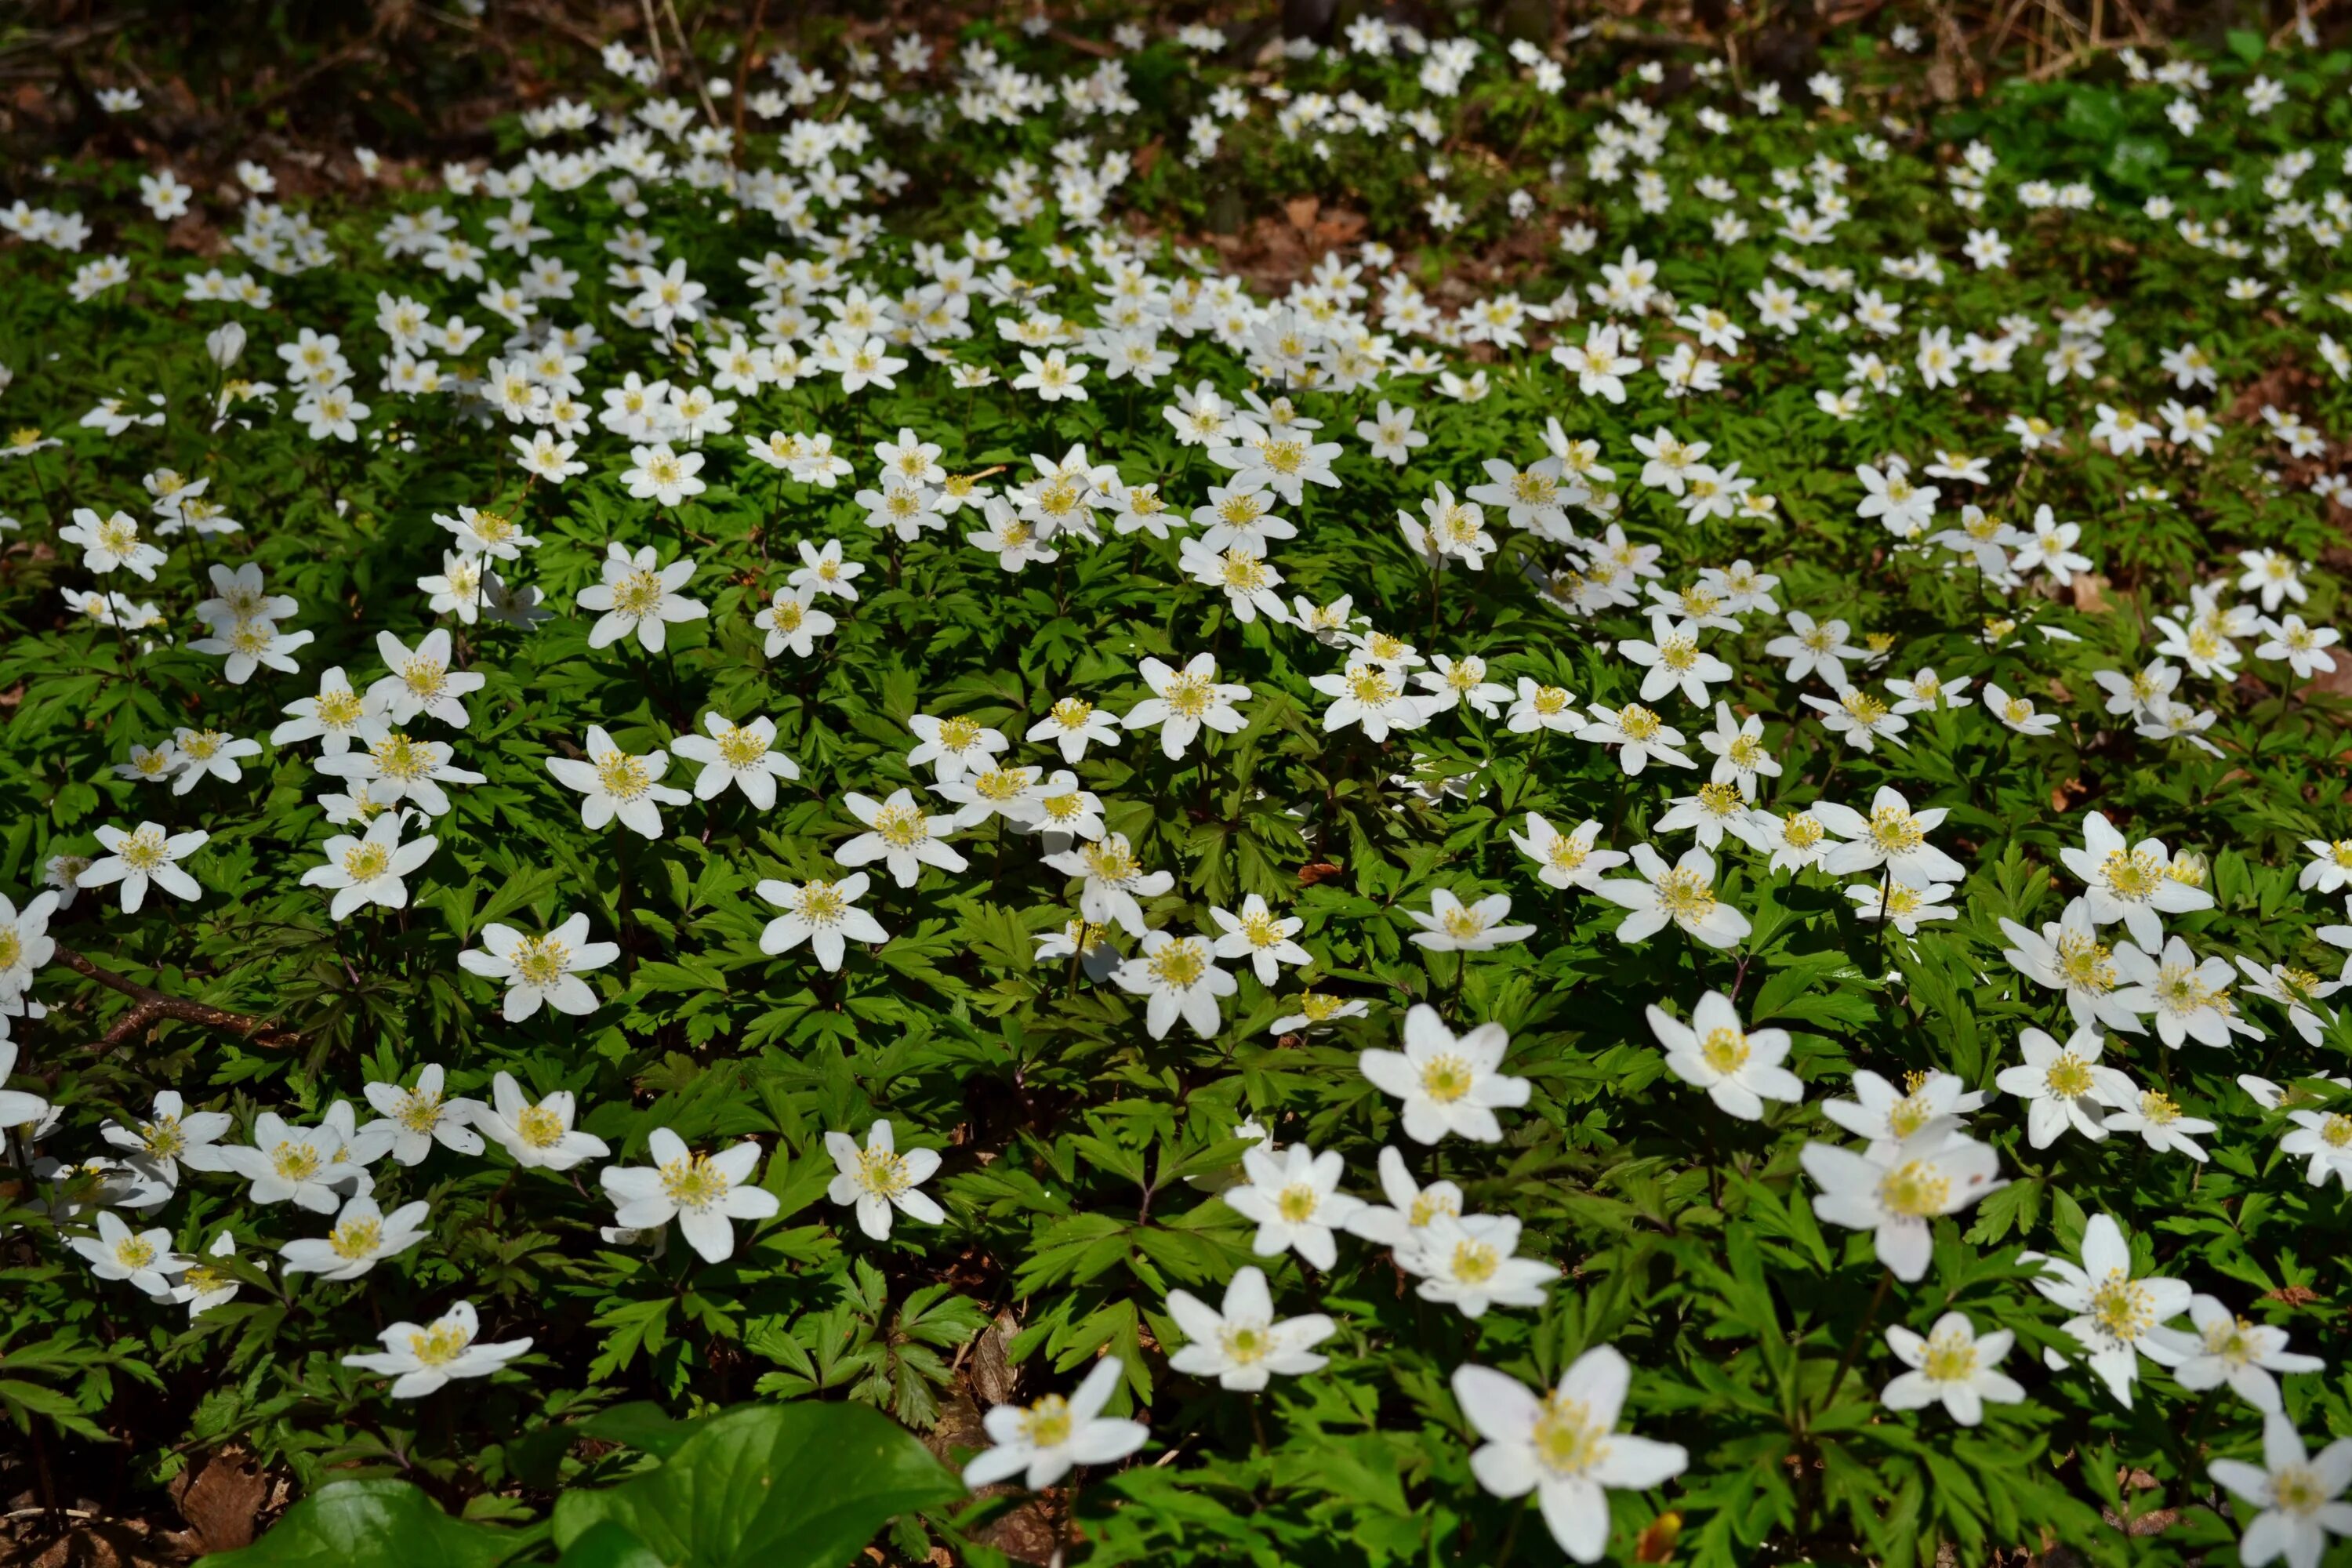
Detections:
[757, 872, 888, 971]
[575, 542, 706, 651]
[1508, 813, 1626, 891]
[1398, 1211, 1555, 1316]
[787, 538, 865, 601]
[459, 913, 619, 1019]
[81, 822, 208, 913]
[1222, 1142, 1363, 1270]
[168, 728, 262, 793]
[2174, 1294, 2325, 1414]
[1646, 991, 1802, 1120]
[69, 1210, 185, 1298]
[1765, 611, 1864, 687]
[2022, 1212, 2194, 1406]
[315, 731, 485, 817]
[961, 1358, 1148, 1490]
[906, 713, 1008, 782]
[1358, 1005, 1529, 1145]
[2209, 1414, 2352, 1568]
[1344, 1145, 1464, 1251]
[1998, 898, 2153, 1034]
[1044, 833, 1173, 937]
[1507, 678, 1583, 735]
[2098, 1083, 2216, 1160]
[1207, 894, 1310, 983]
[368, 629, 485, 729]
[1822, 1068, 1984, 1155]
[1112, 929, 1236, 1040]
[1165, 1265, 1337, 1390]
[2058, 810, 2213, 949]
[825, 1119, 946, 1240]
[343, 1301, 532, 1398]
[619, 442, 706, 505]
[97, 1089, 230, 1182]
[299, 813, 437, 920]
[1800, 1125, 2002, 1280]
[1847, 877, 1958, 935]
[271, 666, 387, 756]
[358, 1063, 485, 1165]
[1451, 1347, 1689, 1565]
[2278, 1105, 2352, 1189]
[2113, 934, 2253, 1049]
[216, 1110, 361, 1213]
[1310, 655, 1429, 739]
[1994, 1026, 2135, 1147]
[281, 1193, 431, 1280]
[1619, 612, 1732, 707]
[755, 586, 837, 657]
[1811, 786, 1965, 886]
[1982, 683, 2062, 737]
[1597, 844, 1751, 949]
[1880, 1312, 2024, 1426]
[1403, 889, 1535, 953]
[1026, 695, 1122, 762]
[546, 726, 691, 837]
[598, 1127, 781, 1264]
[1577, 702, 1695, 773]
[476, 1072, 608, 1171]
[0, 891, 59, 1005]
[1121, 653, 1251, 759]
[673, 713, 800, 807]
[60, 507, 167, 578]
[835, 788, 968, 887]
[165, 1232, 241, 1318]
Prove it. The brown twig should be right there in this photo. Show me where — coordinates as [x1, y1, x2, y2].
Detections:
[50, 946, 298, 1051]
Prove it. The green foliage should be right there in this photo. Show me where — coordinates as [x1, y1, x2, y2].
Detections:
[1, 5, 2350, 1568]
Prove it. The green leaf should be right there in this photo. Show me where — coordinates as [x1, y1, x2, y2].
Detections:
[550, 1400, 964, 1568]
[577, 1400, 714, 1461]
[205, 1480, 517, 1567]
[556, 1522, 670, 1568]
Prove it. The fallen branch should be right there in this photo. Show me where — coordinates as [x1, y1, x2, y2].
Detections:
[50, 948, 299, 1051]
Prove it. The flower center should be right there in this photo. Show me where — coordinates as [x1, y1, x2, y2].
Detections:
[596, 751, 652, 800]
[856, 1146, 910, 1199]
[1921, 1329, 1978, 1382]
[343, 843, 392, 882]
[2088, 1272, 2153, 1342]
[1051, 697, 1094, 730]
[1700, 1027, 1748, 1073]
[1618, 705, 1662, 741]
[1450, 1238, 1500, 1283]
[2100, 848, 2162, 902]
[1276, 1183, 1319, 1224]
[2321, 1113, 2352, 1148]
[1219, 1322, 1271, 1363]
[612, 570, 665, 617]
[330, 1218, 383, 1258]
[1868, 807, 1923, 855]
[1163, 674, 1214, 717]
[1653, 869, 1716, 921]
[396, 1092, 443, 1134]
[937, 717, 982, 750]
[372, 733, 430, 782]
[1148, 940, 1207, 988]
[716, 724, 768, 768]
[2056, 932, 2114, 991]
[119, 829, 168, 872]
[2274, 1465, 2328, 1517]
[515, 1105, 564, 1147]
[1842, 690, 1891, 724]
[1530, 1396, 1608, 1479]
[2045, 1054, 2093, 1098]
[407, 1322, 472, 1367]
[658, 1152, 730, 1211]
[1019, 1396, 1073, 1449]
[1419, 1053, 1474, 1102]
[272, 1142, 321, 1181]
[873, 804, 928, 849]
[1877, 1160, 1950, 1217]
